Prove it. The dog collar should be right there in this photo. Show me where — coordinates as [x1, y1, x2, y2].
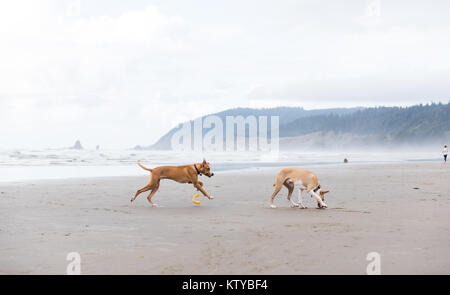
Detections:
[313, 185, 321, 193]
[194, 164, 202, 175]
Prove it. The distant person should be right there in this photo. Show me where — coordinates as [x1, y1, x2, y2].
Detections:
[443, 145, 448, 163]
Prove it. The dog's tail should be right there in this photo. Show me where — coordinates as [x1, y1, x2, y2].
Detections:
[273, 174, 289, 187]
[137, 160, 153, 172]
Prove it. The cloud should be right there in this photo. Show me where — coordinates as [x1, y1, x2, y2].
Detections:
[1, 0, 450, 148]
[0, 2, 188, 98]
[0, 2, 199, 148]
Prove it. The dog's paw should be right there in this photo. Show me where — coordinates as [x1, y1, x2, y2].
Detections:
[290, 204, 299, 208]
[270, 204, 277, 209]
[299, 206, 307, 209]
[152, 203, 160, 208]
[209, 196, 214, 200]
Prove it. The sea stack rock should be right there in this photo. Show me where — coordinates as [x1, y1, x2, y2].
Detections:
[71, 140, 83, 150]
[344, 158, 348, 163]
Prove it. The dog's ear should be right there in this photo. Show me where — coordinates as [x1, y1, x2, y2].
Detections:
[322, 190, 330, 194]
[202, 158, 207, 165]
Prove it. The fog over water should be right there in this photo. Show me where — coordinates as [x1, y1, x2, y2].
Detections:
[0, 147, 442, 182]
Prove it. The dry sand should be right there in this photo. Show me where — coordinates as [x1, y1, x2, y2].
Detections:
[1, 162, 449, 274]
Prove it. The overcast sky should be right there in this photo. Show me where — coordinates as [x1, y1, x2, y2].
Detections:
[1, 0, 450, 149]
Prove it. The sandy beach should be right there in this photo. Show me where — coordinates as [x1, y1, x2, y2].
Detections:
[1, 162, 449, 275]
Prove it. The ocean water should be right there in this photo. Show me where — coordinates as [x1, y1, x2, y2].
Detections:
[0, 148, 440, 182]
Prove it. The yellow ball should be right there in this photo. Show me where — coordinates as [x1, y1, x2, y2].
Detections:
[192, 193, 200, 204]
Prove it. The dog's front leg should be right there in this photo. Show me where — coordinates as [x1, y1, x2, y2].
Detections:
[309, 191, 327, 208]
[193, 182, 214, 199]
[297, 188, 307, 209]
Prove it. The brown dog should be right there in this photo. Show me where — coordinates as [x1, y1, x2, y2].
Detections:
[130, 159, 215, 207]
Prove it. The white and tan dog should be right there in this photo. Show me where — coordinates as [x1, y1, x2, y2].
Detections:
[269, 167, 329, 209]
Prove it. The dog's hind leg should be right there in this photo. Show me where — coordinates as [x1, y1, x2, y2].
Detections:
[270, 173, 288, 208]
[270, 182, 283, 209]
[147, 181, 160, 207]
[131, 185, 151, 203]
[284, 179, 298, 208]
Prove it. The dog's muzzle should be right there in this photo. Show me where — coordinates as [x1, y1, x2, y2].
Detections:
[207, 173, 214, 177]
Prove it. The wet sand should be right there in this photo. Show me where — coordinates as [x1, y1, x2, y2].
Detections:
[1, 162, 449, 274]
